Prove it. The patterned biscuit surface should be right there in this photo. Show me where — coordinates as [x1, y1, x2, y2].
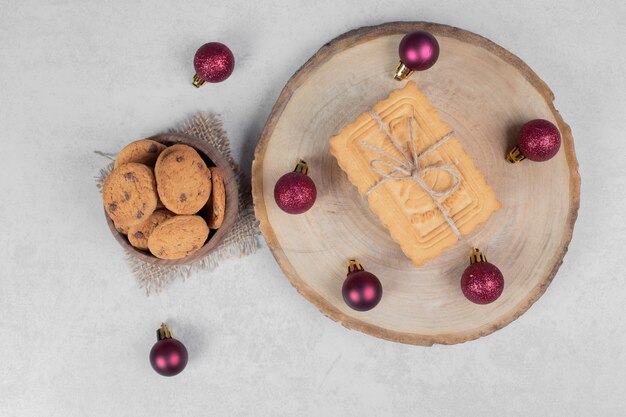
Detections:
[147, 215, 209, 259]
[114, 139, 166, 168]
[329, 81, 500, 266]
[102, 163, 158, 227]
[127, 209, 175, 250]
[206, 167, 226, 229]
[155, 144, 212, 214]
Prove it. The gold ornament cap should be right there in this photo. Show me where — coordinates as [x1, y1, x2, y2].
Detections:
[347, 259, 365, 274]
[506, 146, 526, 163]
[469, 248, 487, 264]
[192, 74, 206, 88]
[294, 159, 309, 175]
[394, 62, 414, 81]
[156, 323, 173, 341]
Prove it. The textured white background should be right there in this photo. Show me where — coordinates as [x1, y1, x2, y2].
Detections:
[0, 0, 624, 415]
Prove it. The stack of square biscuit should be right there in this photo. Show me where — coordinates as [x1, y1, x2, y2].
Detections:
[329, 82, 500, 266]
[102, 139, 226, 259]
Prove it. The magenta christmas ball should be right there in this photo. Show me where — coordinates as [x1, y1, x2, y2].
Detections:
[274, 160, 317, 214]
[399, 31, 439, 71]
[342, 260, 383, 312]
[517, 119, 561, 162]
[149, 324, 188, 377]
[193, 42, 235, 87]
[461, 250, 504, 305]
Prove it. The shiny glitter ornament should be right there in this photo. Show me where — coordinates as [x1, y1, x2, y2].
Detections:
[149, 323, 188, 377]
[192, 42, 235, 87]
[507, 119, 561, 163]
[274, 160, 317, 214]
[342, 259, 383, 312]
[461, 248, 504, 305]
[394, 31, 440, 81]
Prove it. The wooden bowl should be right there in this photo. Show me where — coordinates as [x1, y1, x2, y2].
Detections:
[252, 22, 580, 345]
[105, 132, 239, 266]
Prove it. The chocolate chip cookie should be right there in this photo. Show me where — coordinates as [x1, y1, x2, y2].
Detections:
[155, 144, 212, 215]
[114, 222, 129, 235]
[205, 167, 226, 229]
[102, 162, 158, 227]
[127, 209, 175, 250]
[114, 139, 167, 168]
[147, 215, 209, 259]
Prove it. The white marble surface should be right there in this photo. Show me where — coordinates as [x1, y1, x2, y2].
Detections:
[0, 0, 624, 415]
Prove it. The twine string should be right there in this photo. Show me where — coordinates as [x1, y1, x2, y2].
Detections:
[361, 111, 463, 240]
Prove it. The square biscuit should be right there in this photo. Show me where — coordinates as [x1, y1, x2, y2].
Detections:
[329, 81, 500, 266]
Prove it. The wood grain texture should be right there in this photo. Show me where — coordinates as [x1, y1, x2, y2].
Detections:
[252, 22, 580, 345]
[105, 132, 239, 266]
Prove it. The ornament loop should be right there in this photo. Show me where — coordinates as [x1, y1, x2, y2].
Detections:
[192, 74, 206, 88]
[157, 323, 173, 340]
[294, 160, 309, 175]
[394, 62, 414, 81]
[469, 248, 487, 264]
[506, 146, 526, 163]
[347, 259, 364, 274]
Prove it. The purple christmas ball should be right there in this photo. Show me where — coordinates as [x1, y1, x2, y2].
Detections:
[398, 31, 440, 71]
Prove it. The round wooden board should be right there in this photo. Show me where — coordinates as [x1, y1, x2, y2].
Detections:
[252, 22, 580, 345]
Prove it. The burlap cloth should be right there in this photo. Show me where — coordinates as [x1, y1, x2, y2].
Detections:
[96, 113, 260, 294]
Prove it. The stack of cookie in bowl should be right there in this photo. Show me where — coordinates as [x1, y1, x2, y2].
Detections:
[102, 138, 227, 261]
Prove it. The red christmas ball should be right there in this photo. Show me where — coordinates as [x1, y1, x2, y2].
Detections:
[461, 249, 504, 305]
[516, 119, 561, 162]
[274, 160, 316, 214]
[507, 119, 561, 163]
[399, 31, 440, 71]
[193, 42, 235, 86]
[342, 260, 382, 312]
[149, 324, 188, 377]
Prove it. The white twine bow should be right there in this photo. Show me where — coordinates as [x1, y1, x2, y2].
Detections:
[361, 111, 463, 240]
